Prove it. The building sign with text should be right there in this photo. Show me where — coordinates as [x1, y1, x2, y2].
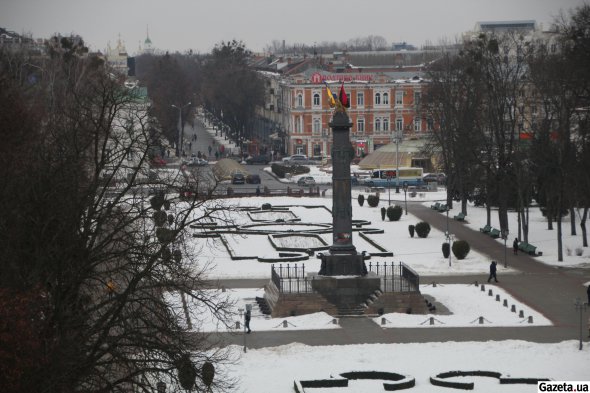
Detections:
[310, 72, 373, 84]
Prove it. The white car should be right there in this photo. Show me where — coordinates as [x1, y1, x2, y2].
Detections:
[297, 176, 316, 186]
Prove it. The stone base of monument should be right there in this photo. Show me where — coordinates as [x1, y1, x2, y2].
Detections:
[311, 273, 381, 316]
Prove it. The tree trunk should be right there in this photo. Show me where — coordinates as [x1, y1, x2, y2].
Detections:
[580, 207, 588, 248]
[547, 214, 553, 230]
[570, 207, 576, 236]
[557, 214, 563, 262]
[461, 197, 468, 215]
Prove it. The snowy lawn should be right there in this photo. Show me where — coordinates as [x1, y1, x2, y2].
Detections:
[227, 341, 590, 393]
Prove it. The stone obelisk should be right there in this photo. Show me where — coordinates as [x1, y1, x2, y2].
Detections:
[318, 111, 366, 276]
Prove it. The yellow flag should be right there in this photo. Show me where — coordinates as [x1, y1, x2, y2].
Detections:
[324, 82, 336, 108]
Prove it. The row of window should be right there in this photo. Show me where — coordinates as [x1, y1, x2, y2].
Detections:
[297, 116, 434, 134]
[301, 91, 421, 108]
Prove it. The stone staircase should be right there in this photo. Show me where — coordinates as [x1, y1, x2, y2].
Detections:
[255, 296, 271, 315]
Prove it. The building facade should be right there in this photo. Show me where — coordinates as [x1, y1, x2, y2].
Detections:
[276, 69, 430, 158]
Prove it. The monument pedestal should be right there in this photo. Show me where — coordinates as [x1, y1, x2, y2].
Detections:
[318, 252, 366, 276]
[312, 273, 381, 315]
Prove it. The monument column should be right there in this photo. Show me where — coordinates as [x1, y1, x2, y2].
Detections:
[318, 111, 366, 276]
[329, 111, 356, 254]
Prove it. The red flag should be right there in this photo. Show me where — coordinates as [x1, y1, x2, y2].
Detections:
[339, 82, 350, 108]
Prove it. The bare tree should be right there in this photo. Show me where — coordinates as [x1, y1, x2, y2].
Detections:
[0, 36, 237, 393]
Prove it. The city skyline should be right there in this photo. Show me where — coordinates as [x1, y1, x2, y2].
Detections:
[1, 0, 586, 55]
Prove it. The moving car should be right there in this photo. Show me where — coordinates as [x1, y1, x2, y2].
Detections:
[246, 174, 261, 184]
[231, 173, 246, 184]
[245, 155, 270, 165]
[297, 176, 316, 186]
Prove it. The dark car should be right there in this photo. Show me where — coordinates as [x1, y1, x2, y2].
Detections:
[245, 155, 270, 165]
[231, 173, 246, 184]
[150, 156, 167, 167]
[246, 174, 261, 184]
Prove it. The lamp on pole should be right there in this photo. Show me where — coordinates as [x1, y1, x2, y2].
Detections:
[171, 102, 191, 157]
[574, 297, 587, 350]
[502, 229, 509, 268]
[392, 131, 402, 193]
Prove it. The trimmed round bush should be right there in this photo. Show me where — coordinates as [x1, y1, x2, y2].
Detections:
[408, 224, 415, 237]
[442, 242, 450, 258]
[367, 194, 380, 207]
[261, 203, 272, 210]
[358, 194, 365, 207]
[381, 207, 386, 221]
[153, 210, 167, 227]
[452, 240, 470, 260]
[415, 221, 431, 238]
[387, 205, 403, 221]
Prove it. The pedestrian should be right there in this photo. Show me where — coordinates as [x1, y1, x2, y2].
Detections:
[166, 149, 170, 158]
[245, 308, 251, 333]
[513, 238, 519, 255]
[256, 185, 260, 196]
[487, 261, 498, 283]
[208, 145, 212, 156]
[587, 284, 590, 305]
[188, 141, 192, 151]
[215, 151, 219, 160]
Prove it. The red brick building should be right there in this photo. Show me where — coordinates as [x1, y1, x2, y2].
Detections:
[279, 69, 431, 158]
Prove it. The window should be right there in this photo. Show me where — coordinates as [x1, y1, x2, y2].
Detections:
[395, 91, 403, 106]
[313, 93, 320, 107]
[296, 93, 303, 107]
[357, 118, 365, 134]
[427, 118, 433, 131]
[382, 92, 389, 105]
[414, 92, 421, 106]
[414, 117, 421, 131]
[374, 93, 381, 105]
[313, 118, 321, 134]
[396, 118, 403, 131]
[375, 118, 381, 133]
[383, 118, 389, 131]
[357, 92, 364, 107]
[295, 117, 302, 133]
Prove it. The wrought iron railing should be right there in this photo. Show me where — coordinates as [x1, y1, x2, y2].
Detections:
[367, 261, 420, 292]
[271, 263, 314, 293]
[271, 261, 420, 294]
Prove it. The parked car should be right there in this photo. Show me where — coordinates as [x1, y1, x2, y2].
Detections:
[288, 154, 309, 165]
[297, 176, 316, 186]
[150, 156, 167, 167]
[186, 157, 208, 166]
[246, 174, 261, 184]
[245, 155, 270, 165]
[231, 173, 246, 184]
[423, 173, 446, 184]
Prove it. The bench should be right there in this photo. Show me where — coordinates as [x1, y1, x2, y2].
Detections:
[518, 242, 541, 256]
[480, 224, 492, 234]
[488, 228, 501, 239]
[431, 202, 441, 210]
[437, 204, 448, 212]
[453, 212, 466, 221]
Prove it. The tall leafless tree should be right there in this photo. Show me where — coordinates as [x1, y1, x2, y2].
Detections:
[0, 36, 237, 393]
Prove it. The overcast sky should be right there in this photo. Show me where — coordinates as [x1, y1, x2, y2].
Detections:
[1, 0, 586, 55]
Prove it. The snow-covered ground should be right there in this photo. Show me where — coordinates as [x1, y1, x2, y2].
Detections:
[228, 341, 590, 393]
[194, 121, 590, 393]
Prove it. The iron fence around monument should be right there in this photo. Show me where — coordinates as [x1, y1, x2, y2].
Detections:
[271, 263, 314, 293]
[271, 261, 419, 294]
[367, 261, 420, 292]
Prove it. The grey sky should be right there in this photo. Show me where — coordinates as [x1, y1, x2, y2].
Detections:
[1, 0, 585, 55]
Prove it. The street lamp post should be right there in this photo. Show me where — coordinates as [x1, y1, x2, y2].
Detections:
[574, 298, 587, 350]
[403, 183, 408, 215]
[395, 131, 401, 193]
[171, 102, 191, 157]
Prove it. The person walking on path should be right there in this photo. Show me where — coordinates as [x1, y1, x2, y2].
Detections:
[513, 238, 519, 255]
[487, 261, 498, 283]
[587, 284, 590, 305]
[245, 308, 252, 333]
